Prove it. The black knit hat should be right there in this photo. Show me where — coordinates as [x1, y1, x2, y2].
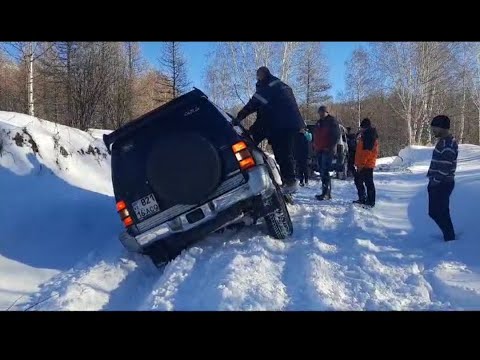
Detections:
[360, 118, 371, 129]
[318, 105, 327, 113]
[257, 66, 271, 77]
[431, 115, 450, 129]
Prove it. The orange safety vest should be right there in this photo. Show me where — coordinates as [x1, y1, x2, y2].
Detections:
[355, 130, 379, 169]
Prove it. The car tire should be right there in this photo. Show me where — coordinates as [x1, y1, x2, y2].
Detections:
[264, 189, 293, 240]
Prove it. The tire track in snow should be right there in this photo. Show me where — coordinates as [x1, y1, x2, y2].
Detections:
[143, 226, 289, 311]
[280, 179, 441, 310]
[280, 183, 357, 310]
[24, 247, 159, 311]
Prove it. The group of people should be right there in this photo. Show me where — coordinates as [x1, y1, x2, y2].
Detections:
[234, 66, 458, 241]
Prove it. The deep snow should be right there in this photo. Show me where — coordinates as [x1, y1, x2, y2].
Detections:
[1, 111, 480, 310]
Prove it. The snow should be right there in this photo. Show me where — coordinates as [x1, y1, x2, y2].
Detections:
[1, 110, 480, 310]
[0, 111, 117, 310]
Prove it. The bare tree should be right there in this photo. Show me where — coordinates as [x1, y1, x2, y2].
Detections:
[372, 42, 454, 145]
[469, 43, 480, 145]
[1, 42, 53, 116]
[345, 47, 374, 126]
[296, 42, 331, 123]
[451, 43, 475, 143]
[0, 49, 23, 112]
[204, 45, 236, 110]
[158, 42, 190, 99]
[124, 42, 143, 120]
[278, 42, 299, 83]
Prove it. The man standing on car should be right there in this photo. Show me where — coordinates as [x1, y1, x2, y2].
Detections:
[313, 106, 340, 201]
[234, 66, 305, 194]
[346, 126, 357, 178]
[353, 118, 378, 208]
[427, 115, 458, 241]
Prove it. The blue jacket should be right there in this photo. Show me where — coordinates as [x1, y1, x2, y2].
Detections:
[294, 131, 312, 163]
[427, 135, 458, 184]
[237, 75, 305, 132]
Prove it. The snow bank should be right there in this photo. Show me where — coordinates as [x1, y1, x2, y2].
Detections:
[389, 145, 434, 169]
[0, 112, 112, 194]
[0, 111, 120, 310]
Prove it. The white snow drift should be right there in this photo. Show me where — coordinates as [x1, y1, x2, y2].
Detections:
[1, 111, 480, 311]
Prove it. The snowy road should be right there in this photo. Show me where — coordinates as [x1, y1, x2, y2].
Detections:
[25, 147, 480, 311]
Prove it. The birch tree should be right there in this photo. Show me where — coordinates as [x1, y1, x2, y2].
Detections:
[470, 43, 480, 145]
[1, 42, 53, 116]
[345, 47, 374, 126]
[372, 42, 454, 145]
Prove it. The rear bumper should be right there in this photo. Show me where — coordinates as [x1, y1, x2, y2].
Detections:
[119, 165, 276, 253]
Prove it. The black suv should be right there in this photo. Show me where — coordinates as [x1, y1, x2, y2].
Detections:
[104, 89, 293, 265]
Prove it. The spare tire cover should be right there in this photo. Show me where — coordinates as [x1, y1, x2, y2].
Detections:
[146, 132, 222, 205]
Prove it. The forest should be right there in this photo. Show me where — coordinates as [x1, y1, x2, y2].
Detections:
[1, 42, 479, 156]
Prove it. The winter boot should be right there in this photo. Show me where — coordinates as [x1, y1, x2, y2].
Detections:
[315, 193, 332, 201]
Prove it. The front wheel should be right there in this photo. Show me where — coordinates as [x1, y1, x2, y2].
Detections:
[264, 189, 293, 239]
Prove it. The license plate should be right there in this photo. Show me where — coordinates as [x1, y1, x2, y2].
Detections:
[132, 194, 160, 221]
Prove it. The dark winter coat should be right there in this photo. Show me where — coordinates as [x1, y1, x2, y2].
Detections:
[347, 133, 357, 154]
[427, 135, 458, 185]
[313, 115, 340, 152]
[237, 75, 305, 134]
[294, 131, 312, 164]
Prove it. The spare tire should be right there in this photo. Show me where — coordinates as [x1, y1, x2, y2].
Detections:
[146, 133, 222, 205]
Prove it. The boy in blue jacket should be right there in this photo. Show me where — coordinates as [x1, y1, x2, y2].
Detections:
[294, 128, 313, 187]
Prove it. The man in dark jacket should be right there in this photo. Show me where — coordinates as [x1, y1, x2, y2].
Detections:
[427, 115, 458, 241]
[235, 67, 305, 194]
[313, 106, 340, 200]
[294, 128, 312, 187]
[346, 127, 357, 177]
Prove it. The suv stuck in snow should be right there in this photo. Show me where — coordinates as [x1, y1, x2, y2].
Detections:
[104, 89, 293, 265]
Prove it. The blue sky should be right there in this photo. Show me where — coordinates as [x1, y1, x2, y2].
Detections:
[140, 42, 368, 100]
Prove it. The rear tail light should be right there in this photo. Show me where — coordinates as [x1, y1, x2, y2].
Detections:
[116, 200, 127, 212]
[123, 216, 134, 227]
[239, 157, 256, 170]
[232, 141, 256, 170]
[116, 200, 134, 228]
[232, 141, 248, 153]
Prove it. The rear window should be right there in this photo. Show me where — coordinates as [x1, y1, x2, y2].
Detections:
[110, 97, 240, 198]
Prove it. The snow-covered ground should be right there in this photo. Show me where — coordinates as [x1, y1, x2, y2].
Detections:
[1, 111, 480, 310]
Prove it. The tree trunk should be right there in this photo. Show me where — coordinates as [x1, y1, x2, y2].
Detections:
[406, 96, 413, 145]
[459, 75, 466, 144]
[27, 45, 34, 116]
[357, 93, 361, 127]
[66, 43, 72, 126]
[478, 107, 480, 145]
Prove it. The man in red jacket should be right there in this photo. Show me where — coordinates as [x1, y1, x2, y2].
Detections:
[313, 106, 340, 200]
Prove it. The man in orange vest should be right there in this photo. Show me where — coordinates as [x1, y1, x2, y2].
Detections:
[353, 118, 379, 208]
